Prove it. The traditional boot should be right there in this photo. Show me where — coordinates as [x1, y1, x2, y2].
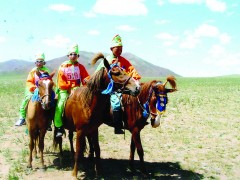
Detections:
[15, 118, 26, 126]
[55, 126, 64, 137]
[113, 110, 124, 134]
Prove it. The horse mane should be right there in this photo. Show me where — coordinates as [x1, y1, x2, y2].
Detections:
[87, 67, 106, 93]
[137, 80, 158, 101]
[91, 53, 105, 65]
[72, 67, 106, 105]
[140, 80, 157, 94]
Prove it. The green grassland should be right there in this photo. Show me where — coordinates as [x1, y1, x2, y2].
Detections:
[0, 75, 239, 179]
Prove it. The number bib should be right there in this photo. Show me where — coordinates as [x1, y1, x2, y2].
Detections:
[64, 66, 80, 80]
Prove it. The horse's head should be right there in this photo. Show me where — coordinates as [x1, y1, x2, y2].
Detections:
[91, 53, 140, 96]
[148, 76, 177, 128]
[36, 71, 55, 110]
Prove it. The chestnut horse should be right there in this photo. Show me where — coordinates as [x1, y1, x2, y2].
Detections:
[87, 76, 177, 175]
[53, 53, 141, 179]
[26, 71, 55, 169]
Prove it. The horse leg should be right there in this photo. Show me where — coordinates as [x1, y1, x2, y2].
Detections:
[87, 135, 94, 160]
[34, 135, 37, 159]
[27, 133, 34, 168]
[39, 130, 47, 170]
[129, 136, 136, 172]
[72, 130, 84, 179]
[92, 130, 102, 176]
[69, 131, 75, 160]
[58, 137, 63, 166]
[131, 128, 147, 175]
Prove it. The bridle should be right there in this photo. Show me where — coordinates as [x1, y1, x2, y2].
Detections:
[115, 76, 131, 93]
[101, 63, 132, 94]
[35, 76, 55, 110]
[137, 87, 157, 119]
[138, 82, 168, 119]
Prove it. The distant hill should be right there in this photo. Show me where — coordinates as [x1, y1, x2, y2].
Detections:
[0, 51, 180, 77]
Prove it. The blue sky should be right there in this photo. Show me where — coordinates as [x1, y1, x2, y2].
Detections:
[0, 0, 239, 77]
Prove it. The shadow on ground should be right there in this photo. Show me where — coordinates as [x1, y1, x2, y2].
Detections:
[47, 150, 203, 180]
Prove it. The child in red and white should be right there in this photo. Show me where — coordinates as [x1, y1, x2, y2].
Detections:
[95, 34, 141, 134]
[53, 44, 90, 137]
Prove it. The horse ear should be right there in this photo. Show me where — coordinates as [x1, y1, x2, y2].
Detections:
[50, 69, 56, 78]
[36, 70, 41, 77]
[166, 88, 177, 93]
[103, 58, 110, 71]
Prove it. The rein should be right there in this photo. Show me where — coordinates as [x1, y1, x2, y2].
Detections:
[32, 75, 55, 109]
[101, 63, 131, 95]
[115, 76, 131, 93]
[137, 87, 157, 119]
[138, 83, 168, 119]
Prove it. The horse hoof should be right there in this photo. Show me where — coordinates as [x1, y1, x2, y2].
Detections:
[128, 163, 135, 173]
[141, 171, 149, 177]
[87, 154, 94, 161]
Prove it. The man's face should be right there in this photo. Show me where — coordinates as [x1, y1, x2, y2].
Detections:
[111, 46, 122, 57]
[35, 59, 45, 68]
[68, 52, 79, 62]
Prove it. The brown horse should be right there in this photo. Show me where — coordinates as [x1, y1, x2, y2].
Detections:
[26, 71, 55, 169]
[53, 53, 141, 179]
[87, 76, 177, 175]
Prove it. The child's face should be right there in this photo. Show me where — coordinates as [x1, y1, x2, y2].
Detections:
[68, 52, 79, 63]
[35, 59, 45, 68]
[111, 46, 122, 57]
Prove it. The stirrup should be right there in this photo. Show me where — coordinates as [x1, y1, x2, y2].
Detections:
[114, 128, 124, 134]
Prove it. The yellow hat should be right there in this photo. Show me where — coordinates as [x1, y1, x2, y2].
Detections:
[111, 34, 123, 48]
[68, 44, 79, 55]
[35, 52, 45, 61]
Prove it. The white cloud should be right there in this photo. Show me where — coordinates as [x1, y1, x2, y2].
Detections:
[204, 45, 240, 68]
[0, 36, 6, 43]
[208, 44, 225, 58]
[88, 30, 100, 35]
[166, 49, 178, 56]
[155, 19, 170, 25]
[169, 0, 202, 4]
[194, 24, 220, 37]
[116, 25, 137, 32]
[48, 4, 75, 12]
[83, 11, 96, 18]
[157, 0, 164, 6]
[163, 41, 174, 46]
[180, 24, 229, 49]
[180, 34, 200, 49]
[206, 0, 226, 12]
[155, 33, 178, 41]
[92, 0, 148, 16]
[168, 0, 226, 12]
[155, 33, 178, 47]
[219, 33, 231, 44]
[42, 35, 70, 47]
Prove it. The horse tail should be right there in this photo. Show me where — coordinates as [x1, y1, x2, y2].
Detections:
[91, 52, 105, 65]
[166, 75, 177, 89]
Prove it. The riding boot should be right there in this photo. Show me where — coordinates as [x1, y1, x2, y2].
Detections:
[113, 110, 124, 134]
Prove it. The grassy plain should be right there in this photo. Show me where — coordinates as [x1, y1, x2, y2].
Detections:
[0, 74, 239, 179]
